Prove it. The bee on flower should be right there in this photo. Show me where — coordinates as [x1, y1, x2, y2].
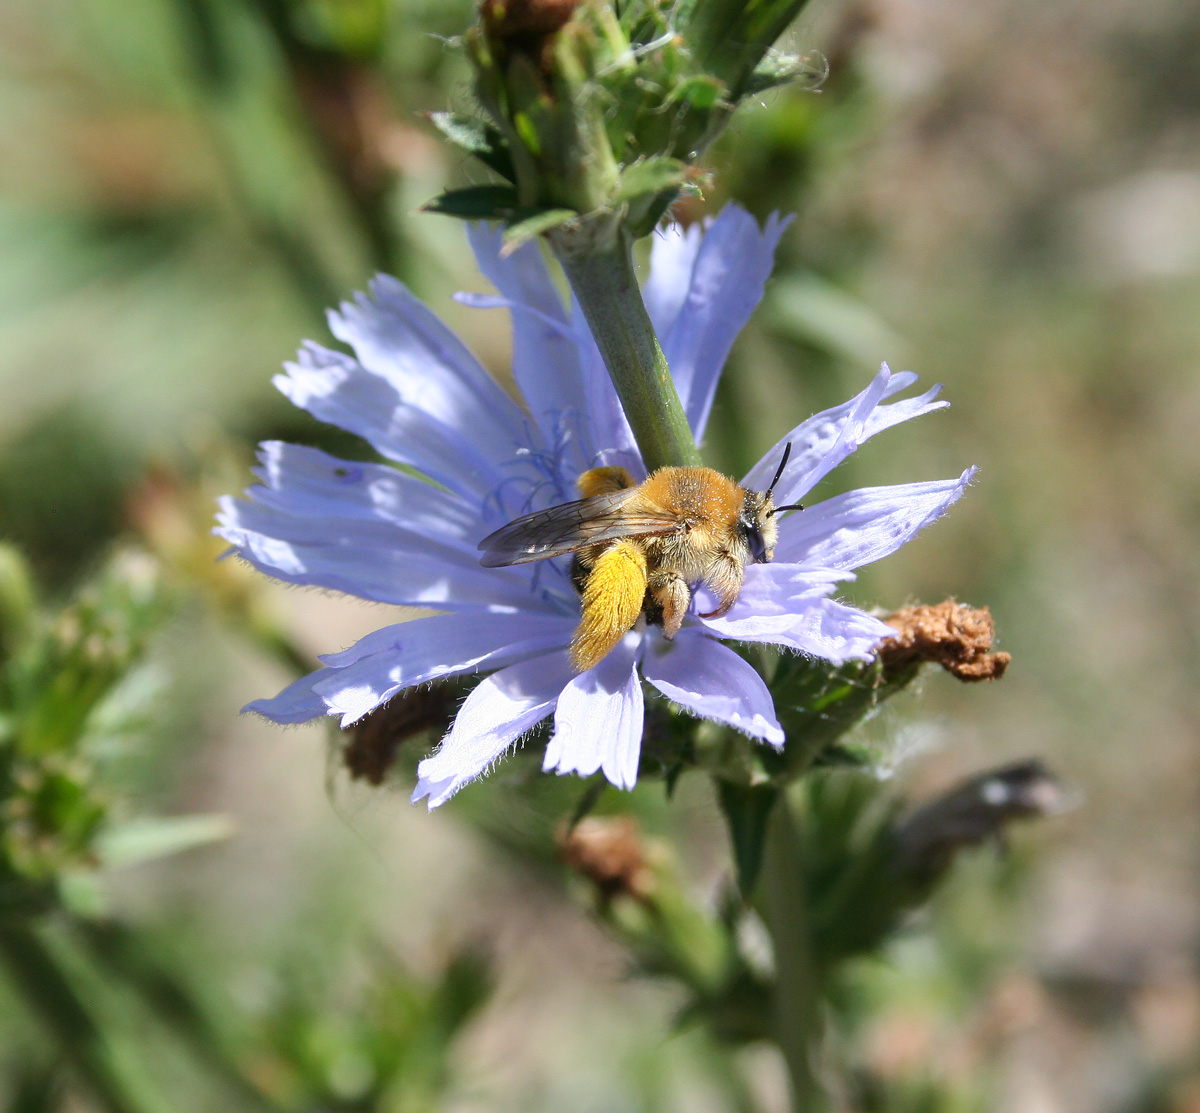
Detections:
[217, 205, 973, 807]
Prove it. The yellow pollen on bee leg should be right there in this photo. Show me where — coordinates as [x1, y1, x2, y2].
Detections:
[570, 540, 647, 672]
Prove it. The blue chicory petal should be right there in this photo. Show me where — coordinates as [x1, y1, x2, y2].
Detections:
[696, 562, 892, 661]
[245, 671, 330, 724]
[544, 632, 644, 789]
[412, 650, 576, 807]
[249, 442, 481, 549]
[741, 364, 948, 504]
[568, 290, 643, 473]
[328, 274, 526, 458]
[276, 344, 505, 499]
[216, 497, 544, 611]
[659, 207, 793, 441]
[465, 226, 593, 461]
[642, 630, 784, 745]
[311, 611, 577, 726]
[775, 468, 977, 568]
[706, 590, 896, 662]
[643, 220, 703, 338]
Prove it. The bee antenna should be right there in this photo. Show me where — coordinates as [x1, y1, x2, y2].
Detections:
[766, 442, 792, 496]
[769, 502, 805, 516]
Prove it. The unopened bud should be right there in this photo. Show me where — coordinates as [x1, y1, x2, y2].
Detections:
[429, 0, 816, 245]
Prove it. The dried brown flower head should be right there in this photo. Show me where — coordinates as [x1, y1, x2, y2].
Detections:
[558, 816, 655, 902]
[880, 601, 1011, 681]
[343, 685, 462, 786]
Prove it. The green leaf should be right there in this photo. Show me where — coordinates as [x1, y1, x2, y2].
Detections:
[0, 542, 37, 661]
[616, 157, 689, 202]
[501, 208, 576, 253]
[95, 814, 235, 869]
[717, 781, 778, 896]
[421, 185, 519, 220]
[425, 112, 516, 182]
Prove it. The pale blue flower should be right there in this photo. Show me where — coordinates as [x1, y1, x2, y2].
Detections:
[217, 205, 973, 807]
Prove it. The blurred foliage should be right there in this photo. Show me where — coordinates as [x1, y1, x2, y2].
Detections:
[0, 542, 495, 1113]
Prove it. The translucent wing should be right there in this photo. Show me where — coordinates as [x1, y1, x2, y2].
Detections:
[478, 489, 681, 567]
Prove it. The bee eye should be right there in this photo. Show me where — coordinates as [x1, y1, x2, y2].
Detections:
[746, 523, 767, 563]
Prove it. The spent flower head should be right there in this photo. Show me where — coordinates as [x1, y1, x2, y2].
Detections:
[217, 205, 973, 806]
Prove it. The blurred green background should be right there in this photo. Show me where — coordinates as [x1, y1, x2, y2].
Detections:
[2, 0, 1200, 1109]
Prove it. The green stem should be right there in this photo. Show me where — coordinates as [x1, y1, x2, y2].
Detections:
[760, 791, 825, 1113]
[553, 227, 701, 471]
[0, 921, 157, 1113]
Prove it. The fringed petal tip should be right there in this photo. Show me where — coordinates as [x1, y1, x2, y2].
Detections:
[410, 773, 456, 810]
[411, 652, 574, 808]
[410, 720, 540, 810]
[241, 670, 329, 725]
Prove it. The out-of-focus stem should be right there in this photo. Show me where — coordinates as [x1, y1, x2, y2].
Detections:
[245, 0, 404, 278]
[79, 921, 279, 1113]
[760, 791, 825, 1113]
[554, 228, 701, 471]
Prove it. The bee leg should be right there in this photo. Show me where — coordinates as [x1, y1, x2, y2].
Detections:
[571, 540, 648, 672]
[648, 570, 691, 641]
[698, 555, 745, 620]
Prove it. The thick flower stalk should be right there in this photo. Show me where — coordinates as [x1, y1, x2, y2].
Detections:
[217, 205, 972, 807]
[430, 0, 825, 470]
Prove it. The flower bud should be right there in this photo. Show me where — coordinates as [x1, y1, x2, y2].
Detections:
[427, 0, 816, 246]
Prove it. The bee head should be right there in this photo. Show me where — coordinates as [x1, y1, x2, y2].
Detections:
[741, 441, 803, 564]
[739, 490, 778, 563]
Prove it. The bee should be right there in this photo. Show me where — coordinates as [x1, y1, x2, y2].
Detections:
[478, 445, 801, 671]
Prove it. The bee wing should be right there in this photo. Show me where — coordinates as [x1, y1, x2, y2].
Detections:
[478, 489, 681, 567]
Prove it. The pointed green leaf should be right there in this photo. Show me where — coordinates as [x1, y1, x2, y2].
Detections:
[501, 208, 576, 253]
[717, 781, 778, 896]
[95, 814, 235, 869]
[425, 112, 516, 182]
[422, 185, 519, 220]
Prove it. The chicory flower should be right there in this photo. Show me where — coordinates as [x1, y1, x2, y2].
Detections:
[217, 205, 973, 806]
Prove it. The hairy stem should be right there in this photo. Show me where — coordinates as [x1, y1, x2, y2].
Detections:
[760, 791, 826, 1113]
[553, 227, 701, 471]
